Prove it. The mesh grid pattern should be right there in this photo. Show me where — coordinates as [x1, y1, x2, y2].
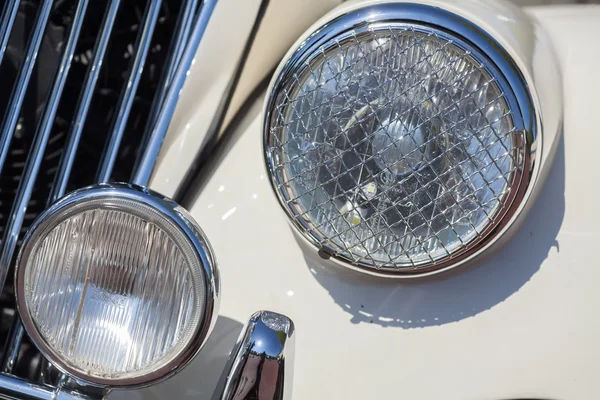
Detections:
[266, 24, 525, 271]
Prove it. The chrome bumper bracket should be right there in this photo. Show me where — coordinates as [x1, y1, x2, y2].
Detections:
[213, 311, 295, 400]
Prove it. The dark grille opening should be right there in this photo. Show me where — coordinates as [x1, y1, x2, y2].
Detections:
[69, 0, 182, 189]
[0, 0, 198, 390]
[0, 0, 183, 247]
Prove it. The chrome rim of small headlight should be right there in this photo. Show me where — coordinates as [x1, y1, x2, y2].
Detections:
[263, 3, 538, 277]
[15, 183, 220, 388]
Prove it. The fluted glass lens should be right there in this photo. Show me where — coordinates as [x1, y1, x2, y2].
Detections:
[22, 203, 205, 379]
[266, 25, 525, 270]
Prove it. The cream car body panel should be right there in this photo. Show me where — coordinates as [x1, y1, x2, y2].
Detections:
[123, 3, 598, 399]
[149, 0, 342, 198]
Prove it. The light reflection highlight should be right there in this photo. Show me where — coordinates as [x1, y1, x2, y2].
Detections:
[221, 207, 237, 221]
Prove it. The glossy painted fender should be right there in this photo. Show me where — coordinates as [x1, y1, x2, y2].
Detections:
[137, 4, 597, 400]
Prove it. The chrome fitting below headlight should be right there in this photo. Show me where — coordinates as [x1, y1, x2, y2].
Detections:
[15, 183, 219, 388]
[213, 311, 295, 400]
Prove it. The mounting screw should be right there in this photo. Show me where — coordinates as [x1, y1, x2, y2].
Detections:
[318, 245, 335, 260]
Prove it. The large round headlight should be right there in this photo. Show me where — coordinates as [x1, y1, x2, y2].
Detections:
[15, 184, 219, 387]
[264, 3, 539, 277]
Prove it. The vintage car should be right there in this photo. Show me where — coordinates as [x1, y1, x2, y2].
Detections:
[0, 0, 595, 398]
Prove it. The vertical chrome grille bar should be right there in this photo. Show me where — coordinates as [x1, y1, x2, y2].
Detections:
[132, 0, 218, 186]
[163, 0, 197, 88]
[96, 0, 163, 183]
[148, 0, 197, 127]
[1, 322, 23, 373]
[0, 0, 90, 372]
[48, 0, 122, 203]
[131, 0, 197, 177]
[0, 1, 20, 66]
[0, 0, 52, 180]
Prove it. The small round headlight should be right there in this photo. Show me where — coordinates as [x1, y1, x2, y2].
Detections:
[15, 183, 219, 387]
[264, 3, 537, 277]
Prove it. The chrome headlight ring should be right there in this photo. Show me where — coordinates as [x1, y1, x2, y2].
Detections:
[15, 183, 219, 388]
[263, 2, 555, 278]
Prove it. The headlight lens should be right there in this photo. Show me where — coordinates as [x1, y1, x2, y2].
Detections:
[265, 7, 534, 276]
[16, 184, 218, 386]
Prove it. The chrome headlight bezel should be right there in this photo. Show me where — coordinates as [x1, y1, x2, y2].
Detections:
[15, 183, 219, 388]
[263, 2, 540, 278]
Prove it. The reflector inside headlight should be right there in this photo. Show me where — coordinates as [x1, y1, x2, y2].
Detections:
[16, 184, 218, 387]
[265, 5, 535, 276]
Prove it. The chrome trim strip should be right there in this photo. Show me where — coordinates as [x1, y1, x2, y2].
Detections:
[131, 0, 199, 184]
[0, 0, 89, 371]
[0, 372, 91, 400]
[144, 0, 197, 129]
[0, 1, 20, 66]
[96, 0, 163, 183]
[163, 0, 198, 89]
[132, 0, 218, 186]
[15, 183, 220, 388]
[213, 311, 295, 400]
[1, 322, 23, 373]
[0, 0, 52, 178]
[49, 0, 122, 203]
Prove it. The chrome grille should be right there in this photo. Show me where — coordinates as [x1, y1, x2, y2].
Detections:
[0, 0, 213, 397]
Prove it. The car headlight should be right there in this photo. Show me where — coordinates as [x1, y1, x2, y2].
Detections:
[15, 183, 219, 387]
[264, 2, 556, 277]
